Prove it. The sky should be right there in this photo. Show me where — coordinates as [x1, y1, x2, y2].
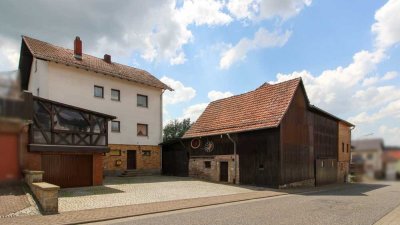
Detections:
[0, 0, 399, 145]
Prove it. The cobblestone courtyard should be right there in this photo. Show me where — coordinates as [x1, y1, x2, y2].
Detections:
[59, 176, 270, 212]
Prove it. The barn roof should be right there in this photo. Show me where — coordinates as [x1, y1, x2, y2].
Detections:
[21, 36, 172, 91]
[183, 77, 354, 138]
[183, 78, 303, 138]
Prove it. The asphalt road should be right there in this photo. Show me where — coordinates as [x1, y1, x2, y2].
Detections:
[92, 181, 400, 225]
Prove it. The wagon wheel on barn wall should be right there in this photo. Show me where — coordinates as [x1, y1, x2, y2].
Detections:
[203, 140, 214, 153]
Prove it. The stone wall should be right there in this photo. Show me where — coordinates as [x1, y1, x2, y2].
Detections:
[24, 170, 59, 214]
[104, 144, 161, 175]
[188, 155, 239, 184]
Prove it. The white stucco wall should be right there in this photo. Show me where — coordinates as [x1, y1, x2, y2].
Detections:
[28, 59, 49, 98]
[28, 59, 163, 146]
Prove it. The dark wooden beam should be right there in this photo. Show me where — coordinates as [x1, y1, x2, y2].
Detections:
[29, 144, 110, 153]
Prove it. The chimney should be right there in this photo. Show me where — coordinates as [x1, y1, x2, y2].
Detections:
[104, 54, 111, 63]
[74, 36, 82, 60]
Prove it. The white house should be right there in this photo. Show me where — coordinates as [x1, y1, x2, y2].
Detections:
[351, 139, 384, 179]
[20, 36, 172, 175]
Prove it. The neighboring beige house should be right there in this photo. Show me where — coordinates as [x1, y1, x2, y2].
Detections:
[21, 36, 172, 176]
[351, 139, 384, 179]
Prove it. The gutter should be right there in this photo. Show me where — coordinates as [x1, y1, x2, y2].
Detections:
[226, 133, 237, 184]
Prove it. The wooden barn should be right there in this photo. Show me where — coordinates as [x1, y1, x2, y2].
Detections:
[162, 78, 353, 188]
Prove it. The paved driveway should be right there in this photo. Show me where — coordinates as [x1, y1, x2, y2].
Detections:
[59, 176, 266, 212]
[0, 184, 39, 218]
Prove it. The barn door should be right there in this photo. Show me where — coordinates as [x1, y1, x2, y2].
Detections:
[220, 162, 229, 182]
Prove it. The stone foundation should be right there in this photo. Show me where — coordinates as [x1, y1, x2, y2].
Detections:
[337, 161, 350, 183]
[189, 155, 239, 184]
[104, 144, 161, 176]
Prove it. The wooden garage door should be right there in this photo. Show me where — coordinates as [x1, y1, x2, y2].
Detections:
[42, 154, 93, 188]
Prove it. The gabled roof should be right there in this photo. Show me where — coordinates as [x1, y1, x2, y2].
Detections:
[352, 138, 384, 152]
[183, 78, 302, 138]
[21, 36, 172, 91]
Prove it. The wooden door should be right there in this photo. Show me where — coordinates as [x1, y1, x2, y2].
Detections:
[42, 154, 93, 188]
[127, 150, 137, 170]
[220, 161, 229, 182]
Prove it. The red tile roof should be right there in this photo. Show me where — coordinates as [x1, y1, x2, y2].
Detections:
[183, 78, 302, 138]
[22, 36, 172, 90]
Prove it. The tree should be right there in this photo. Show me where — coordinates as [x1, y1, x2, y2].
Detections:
[163, 118, 192, 142]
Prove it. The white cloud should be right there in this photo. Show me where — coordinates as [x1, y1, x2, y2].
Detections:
[227, 0, 259, 20]
[274, 50, 385, 110]
[379, 125, 400, 145]
[181, 103, 209, 122]
[0, 0, 235, 69]
[219, 28, 291, 69]
[227, 0, 312, 21]
[175, 0, 232, 26]
[180, 90, 234, 122]
[208, 90, 234, 101]
[382, 71, 398, 80]
[371, 0, 400, 50]
[160, 76, 196, 105]
[0, 36, 19, 70]
[362, 76, 379, 86]
[259, 0, 312, 20]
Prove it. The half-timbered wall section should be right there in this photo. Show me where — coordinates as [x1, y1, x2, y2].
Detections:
[29, 96, 115, 152]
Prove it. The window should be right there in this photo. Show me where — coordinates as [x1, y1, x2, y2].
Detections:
[94, 85, 104, 98]
[259, 164, 264, 170]
[347, 144, 349, 153]
[342, 142, 344, 153]
[204, 161, 211, 168]
[367, 153, 373, 160]
[110, 149, 121, 156]
[111, 121, 120, 132]
[137, 94, 148, 107]
[142, 150, 151, 156]
[137, 123, 148, 136]
[111, 89, 120, 101]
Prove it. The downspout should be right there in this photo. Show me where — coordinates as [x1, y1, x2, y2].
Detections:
[160, 89, 165, 172]
[227, 133, 237, 184]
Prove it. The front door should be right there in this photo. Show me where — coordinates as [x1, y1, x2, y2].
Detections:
[220, 161, 229, 182]
[127, 150, 137, 170]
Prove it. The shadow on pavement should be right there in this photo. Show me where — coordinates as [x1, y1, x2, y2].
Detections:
[59, 186, 124, 198]
[302, 183, 389, 196]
